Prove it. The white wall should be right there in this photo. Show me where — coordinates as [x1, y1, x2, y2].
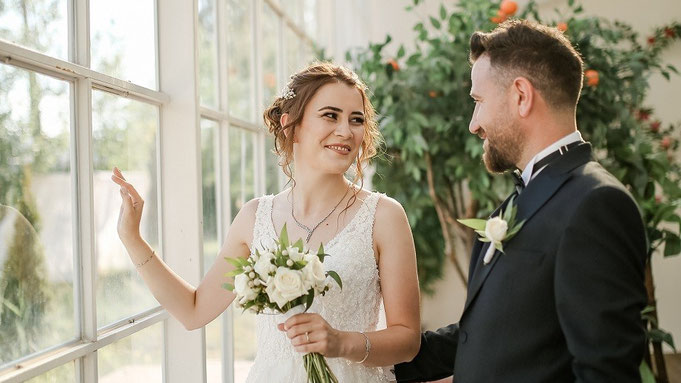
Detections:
[335, 0, 681, 349]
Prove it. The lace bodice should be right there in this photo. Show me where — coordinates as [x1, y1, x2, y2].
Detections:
[245, 192, 391, 383]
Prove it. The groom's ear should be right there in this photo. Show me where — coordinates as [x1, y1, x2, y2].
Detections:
[512, 77, 534, 118]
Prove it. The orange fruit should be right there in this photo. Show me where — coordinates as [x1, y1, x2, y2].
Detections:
[661, 136, 672, 150]
[500, 0, 518, 16]
[557, 22, 568, 32]
[647, 36, 656, 45]
[584, 69, 599, 87]
[387, 59, 399, 71]
[429, 90, 438, 98]
[650, 121, 661, 133]
[664, 27, 675, 38]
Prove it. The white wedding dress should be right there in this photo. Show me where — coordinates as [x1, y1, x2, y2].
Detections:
[244, 192, 392, 383]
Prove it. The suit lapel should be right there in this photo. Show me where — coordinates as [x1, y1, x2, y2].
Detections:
[462, 143, 593, 315]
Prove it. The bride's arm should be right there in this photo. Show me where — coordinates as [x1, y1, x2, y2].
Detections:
[112, 167, 256, 330]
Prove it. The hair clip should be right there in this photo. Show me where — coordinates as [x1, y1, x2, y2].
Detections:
[281, 86, 296, 100]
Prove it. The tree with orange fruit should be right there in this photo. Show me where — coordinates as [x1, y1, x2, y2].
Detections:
[349, 0, 680, 381]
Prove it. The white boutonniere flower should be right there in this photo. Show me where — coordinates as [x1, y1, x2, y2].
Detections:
[457, 196, 525, 265]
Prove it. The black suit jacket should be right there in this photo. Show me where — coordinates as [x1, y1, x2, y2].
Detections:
[395, 143, 647, 383]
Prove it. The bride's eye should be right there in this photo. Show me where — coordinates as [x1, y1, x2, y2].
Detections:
[322, 112, 337, 120]
[351, 117, 365, 124]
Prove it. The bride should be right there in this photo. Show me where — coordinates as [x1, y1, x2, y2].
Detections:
[112, 62, 420, 382]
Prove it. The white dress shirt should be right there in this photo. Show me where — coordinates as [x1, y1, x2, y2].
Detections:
[521, 130, 584, 186]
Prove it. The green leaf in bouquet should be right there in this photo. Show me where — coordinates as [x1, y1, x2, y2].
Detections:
[280, 223, 290, 248]
[317, 243, 327, 262]
[457, 218, 487, 231]
[305, 289, 315, 311]
[225, 256, 248, 268]
[226, 270, 243, 277]
[293, 238, 305, 252]
[222, 283, 234, 291]
[327, 270, 343, 289]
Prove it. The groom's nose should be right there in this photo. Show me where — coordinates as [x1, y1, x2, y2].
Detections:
[469, 117, 480, 135]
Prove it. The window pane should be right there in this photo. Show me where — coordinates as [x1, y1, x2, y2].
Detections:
[229, 126, 257, 382]
[261, 4, 280, 110]
[205, 315, 223, 383]
[285, 27, 302, 75]
[0, 0, 68, 59]
[90, 0, 156, 89]
[0, 64, 75, 365]
[202, 119, 219, 271]
[226, 0, 254, 121]
[25, 360, 76, 383]
[302, 0, 318, 38]
[265, 135, 281, 194]
[98, 322, 163, 382]
[92, 90, 159, 327]
[229, 127, 255, 221]
[198, 0, 219, 108]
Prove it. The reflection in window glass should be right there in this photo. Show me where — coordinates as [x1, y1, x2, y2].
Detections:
[98, 322, 163, 382]
[198, 0, 219, 108]
[226, 0, 254, 121]
[25, 360, 76, 383]
[205, 316, 223, 383]
[0, 64, 75, 365]
[92, 90, 159, 327]
[262, 4, 280, 110]
[90, 0, 156, 89]
[0, 0, 68, 59]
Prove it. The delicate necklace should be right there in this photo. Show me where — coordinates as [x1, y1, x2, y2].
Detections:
[291, 185, 351, 243]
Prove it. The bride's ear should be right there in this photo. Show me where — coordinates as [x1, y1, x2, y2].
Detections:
[280, 113, 295, 140]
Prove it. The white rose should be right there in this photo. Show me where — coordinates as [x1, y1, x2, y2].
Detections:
[254, 251, 275, 278]
[302, 257, 327, 291]
[287, 246, 305, 262]
[485, 216, 508, 243]
[234, 274, 258, 302]
[266, 267, 307, 309]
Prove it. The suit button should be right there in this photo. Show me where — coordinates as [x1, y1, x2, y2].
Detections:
[460, 330, 468, 344]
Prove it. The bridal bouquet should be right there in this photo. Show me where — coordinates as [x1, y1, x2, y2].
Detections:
[224, 224, 342, 383]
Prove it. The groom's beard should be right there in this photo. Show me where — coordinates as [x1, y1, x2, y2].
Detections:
[482, 121, 524, 173]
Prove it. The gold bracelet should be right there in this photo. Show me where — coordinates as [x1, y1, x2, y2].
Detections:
[135, 251, 156, 268]
[355, 331, 371, 364]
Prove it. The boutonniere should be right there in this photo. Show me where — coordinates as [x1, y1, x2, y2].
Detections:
[457, 196, 525, 265]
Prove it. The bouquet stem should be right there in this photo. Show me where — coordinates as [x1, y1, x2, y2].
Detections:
[303, 352, 338, 383]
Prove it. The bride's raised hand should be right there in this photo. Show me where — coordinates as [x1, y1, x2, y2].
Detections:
[279, 313, 345, 357]
[111, 167, 144, 245]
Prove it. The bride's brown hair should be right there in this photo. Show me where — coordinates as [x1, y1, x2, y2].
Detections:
[263, 62, 381, 207]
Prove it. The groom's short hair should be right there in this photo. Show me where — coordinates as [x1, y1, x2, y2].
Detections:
[469, 19, 584, 110]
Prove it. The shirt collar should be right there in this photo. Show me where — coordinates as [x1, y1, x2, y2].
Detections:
[521, 130, 584, 186]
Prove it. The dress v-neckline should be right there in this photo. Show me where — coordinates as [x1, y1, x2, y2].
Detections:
[267, 193, 371, 250]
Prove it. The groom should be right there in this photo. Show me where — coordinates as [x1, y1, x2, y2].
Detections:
[395, 20, 647, 382]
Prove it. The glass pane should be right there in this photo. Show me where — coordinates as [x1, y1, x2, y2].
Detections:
[202, 119, 219, 271]
[98, 322, 163, 382]
[302, 0, 318, 38]
[285, 27, 302, 76]
[265, 135, 281, 194]
[286, 0, 303, 26]
[90, 0, 156, 89]
[205, 315, 222, 383]
[198, 0, 219, 108]
[229, 127, 255, 221]
[226, 0, 254, 121]
[25, 360, 76, 383]
[233, 307, 256, 383]
[261, 4, 280, 110]
[0, 0, 68, 59]
[0, 64, 76, 365]
[92, 90, 159, 327]
[229, 126, 257, 382]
